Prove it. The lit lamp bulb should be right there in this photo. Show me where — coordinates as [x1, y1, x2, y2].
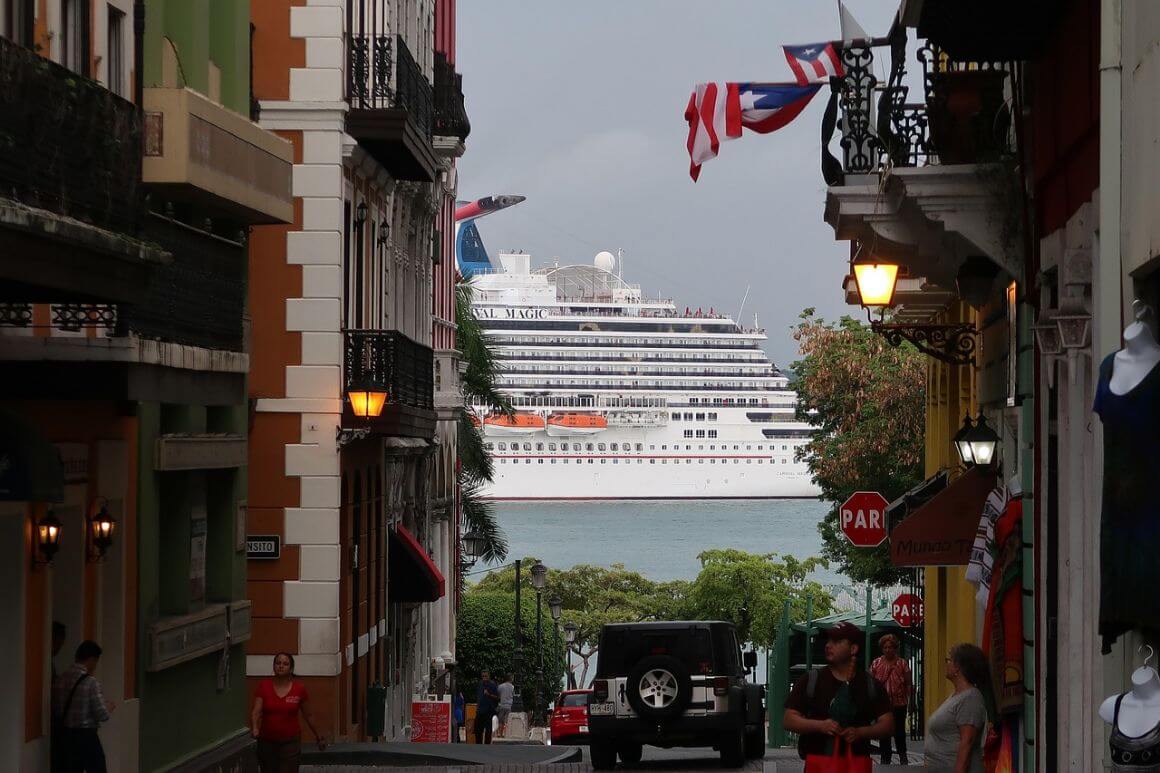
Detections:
[853, 262, 900, 308]
[90, 505, 116, 559]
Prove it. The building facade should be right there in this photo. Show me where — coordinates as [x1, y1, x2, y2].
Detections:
[821, 0, 1160, 768]
[247, 0, 466, 742]
[0, 0, 292, 770]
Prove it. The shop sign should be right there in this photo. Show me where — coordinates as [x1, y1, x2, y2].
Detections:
[840, 491, 889, 547]
[246, 534, 281, 559]
[891, 593, 924, 627]
[410, 698, 451, 742]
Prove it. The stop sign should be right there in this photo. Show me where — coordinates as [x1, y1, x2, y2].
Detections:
[839, 491, 889, 547]
[892, 593, 924, 627]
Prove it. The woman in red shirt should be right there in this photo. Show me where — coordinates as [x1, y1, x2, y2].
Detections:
[251, 653, 326, 772]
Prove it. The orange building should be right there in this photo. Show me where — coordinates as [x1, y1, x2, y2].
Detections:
[246, 0, 466, 742]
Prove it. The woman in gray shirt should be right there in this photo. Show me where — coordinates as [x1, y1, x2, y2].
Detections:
[924, 643, 990, 772]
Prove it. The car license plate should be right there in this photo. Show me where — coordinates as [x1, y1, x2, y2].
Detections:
[588, 702, 615, 716]
[580, 725, 589, 733]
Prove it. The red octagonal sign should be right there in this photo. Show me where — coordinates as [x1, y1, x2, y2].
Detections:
[892, 593, 924, 627]
[840, 491, 889, 548]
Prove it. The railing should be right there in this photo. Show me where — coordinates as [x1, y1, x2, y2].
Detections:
[349, 32, 393, 110]
[394, 35, 432, 137]
[0, 34, 143, 232]
[824, 29, 1016, 181]
[433, 52, 469, 140]
[345, 330, 434, 411]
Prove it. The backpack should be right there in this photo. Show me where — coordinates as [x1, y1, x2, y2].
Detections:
[795, 668, 879, 759]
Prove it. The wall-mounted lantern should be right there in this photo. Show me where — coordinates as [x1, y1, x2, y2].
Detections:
[347, 384, 389, 418]
[852, 260, 900, 309]
[89, 501, 116, 561]
[952, 415, 975, 466]
[36, 510, 63, 565]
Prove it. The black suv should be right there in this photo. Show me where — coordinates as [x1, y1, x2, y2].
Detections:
[586, 621, 765, 769]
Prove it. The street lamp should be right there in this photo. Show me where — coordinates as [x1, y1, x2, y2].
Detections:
[461, 529, 486, 567]
[530, 560, 547, 590]
[528, 561, 548, 725]
[549, 595, 562, 622]
[852, 259, 900, 308]
[88, 502, 116, 561]
[563, 622, 577, 689]
[965, 414, 999, 468]
[952, 415, 975, 466]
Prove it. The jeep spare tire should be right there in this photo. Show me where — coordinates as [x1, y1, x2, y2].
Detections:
[626, 654, 692, 719]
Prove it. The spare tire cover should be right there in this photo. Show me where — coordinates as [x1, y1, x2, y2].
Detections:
[626, 654, 692, 719]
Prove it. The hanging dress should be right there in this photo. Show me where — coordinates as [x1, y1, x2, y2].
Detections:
[1093, 353, 1160, 653]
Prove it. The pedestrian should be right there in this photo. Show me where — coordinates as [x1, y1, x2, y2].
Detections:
[250, 653, 327, 773]
[496, 674, 515, 738]
[52, 640, 115, 773]
[924, 643, 990, 773]
[474, 669, 500, 744]
[452, 689, 466, 743]
[870, 633, 913, 765]
[783, 622, 894, 766]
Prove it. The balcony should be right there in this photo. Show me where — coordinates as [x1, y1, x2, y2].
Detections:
[433, 53, 470, 142]
[346, 32, 437, 182]
[344, 330, 436, 439]
[142, 88, 293, 225]
[0, 35, 167, 303]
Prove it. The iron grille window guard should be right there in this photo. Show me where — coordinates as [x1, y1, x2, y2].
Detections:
[344, 330, 435, 411]
[52, 303, 119, 332]
[0, 35, 143, 233]
[0, 303, 33, 327]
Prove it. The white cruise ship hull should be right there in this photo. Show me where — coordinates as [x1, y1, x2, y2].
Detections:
[482, 465, 818, 499]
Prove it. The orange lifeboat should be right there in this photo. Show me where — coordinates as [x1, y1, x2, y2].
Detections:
[545, 413, 608, 436]
[483, 412, 546, 436]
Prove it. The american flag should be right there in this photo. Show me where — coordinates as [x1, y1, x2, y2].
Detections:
[684, 82, 822, 181]
[783, 42, 845, 85]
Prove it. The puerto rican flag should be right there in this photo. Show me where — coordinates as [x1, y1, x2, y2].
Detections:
[684, 82, 822, 181]
[783, 42, 844, 85]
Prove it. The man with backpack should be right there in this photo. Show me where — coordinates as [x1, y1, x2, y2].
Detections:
[783, 622, 894, 763]
[53, 640, 115, 773]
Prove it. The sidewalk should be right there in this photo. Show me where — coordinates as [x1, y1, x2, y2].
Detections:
[302, 740, 582, 771]
[763, 740, 924, 772]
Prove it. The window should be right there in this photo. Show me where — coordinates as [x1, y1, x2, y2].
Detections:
[695, 430, 705, 438]
[61, 0, 90, 75]
[708, 430, 717, 438]
[498, 442, 507, 451]
[684, 412, 693, 420]
[671, 413, 680, 420]
[3, 0, 34, 47]
[106, 5, 125, 96]
[598, 443, 606, 451]
[522, 442, 531, 451]
[535, 442, 544, 451]
[485, 443, 494, 450]
[708, 412, 717, 420]
[586, 443, 594, 451]
[695, 413, 705, 421]
[548, 443, 557, 451]
[610, 443, 618, 451]
[684, 430, 693, 438]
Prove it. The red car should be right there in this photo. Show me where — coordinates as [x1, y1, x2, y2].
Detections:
[549, 689, 593, 745]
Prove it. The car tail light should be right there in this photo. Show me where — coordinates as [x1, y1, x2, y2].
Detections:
[593, 679, 609, 701]
[713, 676, 729, 696]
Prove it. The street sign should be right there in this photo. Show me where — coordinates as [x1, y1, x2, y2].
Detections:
[246, 535, 281, 559]
[839, 491, 889, 547]
[411, 698, 451, 742]
[891, 593, 924, 627]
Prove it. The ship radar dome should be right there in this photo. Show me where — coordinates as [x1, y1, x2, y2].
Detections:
[594, 251, 616, 273]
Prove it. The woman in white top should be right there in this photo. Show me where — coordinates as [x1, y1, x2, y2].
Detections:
[924, 643, 990, 772]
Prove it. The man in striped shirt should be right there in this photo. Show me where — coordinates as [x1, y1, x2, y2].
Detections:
[53, 640, 114, 773]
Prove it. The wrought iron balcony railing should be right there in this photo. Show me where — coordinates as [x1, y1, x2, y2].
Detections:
[433, 53, 469, 141]
[348, 32, 432, 139]
[394, 35, 432, 139]
[0, 34, 144, 233]
[822, 30, 1016, 183]
[345, 330, 435, 412]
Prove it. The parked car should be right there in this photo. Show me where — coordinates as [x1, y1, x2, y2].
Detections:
[586, 621, 764, 769]
[549, 689, 593, 745]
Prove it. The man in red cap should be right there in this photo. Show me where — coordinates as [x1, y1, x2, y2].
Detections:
[783, 622, 894, 762]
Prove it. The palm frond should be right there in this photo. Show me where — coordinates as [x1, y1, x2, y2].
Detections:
[456, 281, 512, 413]
[457, 408, 494, 483]
[460, 475, 508, 563]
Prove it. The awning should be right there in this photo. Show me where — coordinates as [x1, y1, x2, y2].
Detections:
[0, 408, 63, 502]
[389, 525, 445, 603]
[890, 465, 998, 566]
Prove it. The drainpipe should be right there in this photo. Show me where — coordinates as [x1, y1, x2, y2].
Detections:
[1095, 0, 1122, 770]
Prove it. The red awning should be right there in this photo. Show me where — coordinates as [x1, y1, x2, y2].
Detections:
[389, 525, 446, 603]
[890, 465, 999, 567]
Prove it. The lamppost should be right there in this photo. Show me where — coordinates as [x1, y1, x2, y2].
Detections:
[530, 560, 547, 724]
[461, 529, 486, 569]
[549, 595, 563, 690]
[513, 559, 524, 711]
[563, 622, 578, 689]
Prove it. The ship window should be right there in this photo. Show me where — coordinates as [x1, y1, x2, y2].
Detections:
[523, 443, 532, 451]
[695, 430, 705, 438]
[610, 443, 618, 451]
[686, 445, 692, 450]
[485, 443, 494, 450]
[613, 459, 618, 464]
[635, 443, 643, 451]
[598, 443, 606, 451]
[586, 443, 594, 451]
[551, 459, 556, 464]
[708, 431, 717, 439]
[782, 459, 787, 464]
[601, 459, 606, 464]
[662, 445, 668, 450]
[650, 445, 656, 450]
[538, 459, 544, 464]
[699, 445, 704, 450]
[650, 459, 656, 464]
[536, 443, 544, 451]
[747, 459, 752, 464]
[708, 412, 717, 420]
[684, 430, 693, 438]
[525, 459, 531, 464]
[662, 459, 667, 464]
[588, 459, 593, 464]
[695, 413, 705, 420]
[710, 445, 715, 450]
[782, 445, 788, 450]
[684, 412, 693, 420]
[548, 443, 557, 451]
[498, 443, 507, 451]
[671, 413, 680, 420]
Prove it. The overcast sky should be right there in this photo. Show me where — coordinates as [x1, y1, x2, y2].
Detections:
[456, 1, 898, 368]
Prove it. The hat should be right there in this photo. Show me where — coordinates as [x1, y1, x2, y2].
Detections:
[825, 622, 865, 645]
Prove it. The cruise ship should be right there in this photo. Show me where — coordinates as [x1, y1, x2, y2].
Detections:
[460, 244, 820, 500]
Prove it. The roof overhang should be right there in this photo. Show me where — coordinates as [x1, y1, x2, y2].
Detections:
[889, 465, 999, 566]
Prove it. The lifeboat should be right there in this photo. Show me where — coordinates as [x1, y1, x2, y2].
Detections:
[469, 414, 482, 428]
[483, 412, 546, 436]
[545, 413, 608, 436]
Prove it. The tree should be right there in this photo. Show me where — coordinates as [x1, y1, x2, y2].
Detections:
[455, 590, 566, 715]
[472, 561, 688, 688]
[683, 549, 834, 649]
[792, 309, 926, 586]
[456, 281, 512, 564]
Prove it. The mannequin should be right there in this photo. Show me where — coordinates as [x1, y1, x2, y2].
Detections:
[1110, 301, 1160, 395]
[1100, 647, 1160, 737]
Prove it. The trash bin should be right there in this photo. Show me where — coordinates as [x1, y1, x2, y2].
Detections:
[366, 682, 387, 739]
[465, 703, 478, 744]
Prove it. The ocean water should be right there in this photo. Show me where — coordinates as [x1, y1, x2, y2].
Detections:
[491, 498, 837, 584]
